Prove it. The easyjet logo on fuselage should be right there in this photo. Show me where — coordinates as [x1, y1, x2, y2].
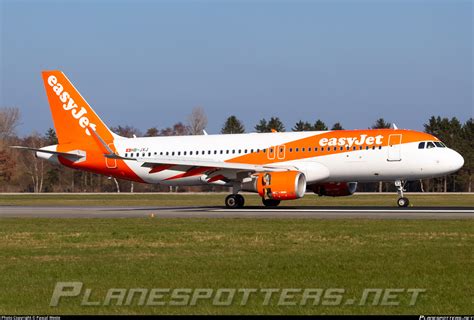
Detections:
[319, 134, 384, 148]
[47, 75, 96, 136]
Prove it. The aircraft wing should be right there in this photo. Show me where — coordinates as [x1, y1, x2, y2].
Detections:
[136, 158, 296, 182]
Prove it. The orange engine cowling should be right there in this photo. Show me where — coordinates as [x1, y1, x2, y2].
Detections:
[243, 171, 306, 200]
[310, 182, 357, 197]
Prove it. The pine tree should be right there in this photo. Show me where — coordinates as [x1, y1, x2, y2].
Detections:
[292, 120, 313, 131]
[221, 115, 245, 134]
[371, 118, 391, 129]
[331, 122, 344, 130]
[255, 119, 269, 133]
[267, 117, 285, 132]
[313, 119, 328, 131]
[45, 128, 58, 144]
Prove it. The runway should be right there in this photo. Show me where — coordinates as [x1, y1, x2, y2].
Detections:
[0, 206, 473, 219]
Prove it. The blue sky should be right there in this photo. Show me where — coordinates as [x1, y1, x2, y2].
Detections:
[1, 0, 472, 135]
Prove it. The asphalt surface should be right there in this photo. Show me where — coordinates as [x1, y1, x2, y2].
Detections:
[0, 206, 473, 219]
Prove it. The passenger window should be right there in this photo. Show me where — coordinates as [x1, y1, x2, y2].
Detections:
[208, 150, 211, 155]
[160, 152, 163, 156]
[302, 147, 305, 152]
[226, 150, 229, 154]
[418, 142, 425, 149]
[340, 147, 344, 151]
[178, 152, 181, 156]
[426, 142, 435, 149]
[296, 148, 299, 152]
[250, 149, 254, 153]
[308, 147, 311, 152]
[220, 150, 223, 154]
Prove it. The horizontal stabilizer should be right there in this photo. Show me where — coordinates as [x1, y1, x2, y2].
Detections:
[10, 146, 85, 161]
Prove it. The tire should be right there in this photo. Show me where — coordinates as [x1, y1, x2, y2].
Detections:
[397, 197, 409, 207]
[262, 198, 281, 207]
[235, 194, 245, 208]
[225, 194, 242, 209]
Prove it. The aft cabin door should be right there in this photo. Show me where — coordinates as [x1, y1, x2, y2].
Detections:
[105, 143, 117, 169]
[387, 134, 402, 161]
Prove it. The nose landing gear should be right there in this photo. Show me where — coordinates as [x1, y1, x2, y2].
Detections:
[395, 180, 410, 207]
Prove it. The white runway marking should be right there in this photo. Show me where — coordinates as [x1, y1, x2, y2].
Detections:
[214, 209, 474, 213]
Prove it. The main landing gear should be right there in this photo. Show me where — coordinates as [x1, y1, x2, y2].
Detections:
[395, 180, 410, 207]
[225, 194, 245, 209]
[262, 198, 280, 207]
[225, 194, 281, 208]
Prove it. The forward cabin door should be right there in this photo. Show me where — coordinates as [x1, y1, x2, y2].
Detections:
[387, 134, 402, 161]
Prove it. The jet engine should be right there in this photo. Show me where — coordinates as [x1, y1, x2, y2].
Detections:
[242, 171, 307, 200]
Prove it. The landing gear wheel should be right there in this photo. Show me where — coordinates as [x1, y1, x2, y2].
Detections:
[235, 194, 245, 207]
[397, 197, 409, 208]
[262, 198, 281, 207]
[225, 194, 244, 209]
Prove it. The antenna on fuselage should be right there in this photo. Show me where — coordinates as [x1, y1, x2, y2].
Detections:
[391, 123, 398, 129]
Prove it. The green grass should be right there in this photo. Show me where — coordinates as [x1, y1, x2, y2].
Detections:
[0, 193, 473, 207]
[0, 218, 472, 314]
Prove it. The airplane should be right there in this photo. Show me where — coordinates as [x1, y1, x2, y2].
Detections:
[12, 71, 464, 208]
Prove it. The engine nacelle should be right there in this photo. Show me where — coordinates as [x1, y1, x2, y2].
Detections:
[242, 171, 307, 200]
[311, 182, 357, 197]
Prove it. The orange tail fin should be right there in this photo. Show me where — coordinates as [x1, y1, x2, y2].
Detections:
[42, 71, 117, 146]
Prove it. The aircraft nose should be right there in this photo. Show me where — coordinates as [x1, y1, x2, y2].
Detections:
[452, 150, 464, 171]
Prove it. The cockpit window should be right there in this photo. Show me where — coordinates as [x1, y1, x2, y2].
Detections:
[434, 142, 446, 148]
[418, 142, 425, 149]
[426, 142, 435, 149]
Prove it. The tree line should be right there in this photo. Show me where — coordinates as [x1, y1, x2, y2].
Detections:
[0, 107, 472, 193]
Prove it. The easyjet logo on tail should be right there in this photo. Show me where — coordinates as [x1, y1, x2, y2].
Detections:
[47, 75, 97, 136]
[319, 134, 384, 147]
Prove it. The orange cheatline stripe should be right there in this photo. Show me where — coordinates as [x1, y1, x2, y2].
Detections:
[226, 129, 436, 165]
[164, 166, 213, 181]
[149, 164, 174, 174]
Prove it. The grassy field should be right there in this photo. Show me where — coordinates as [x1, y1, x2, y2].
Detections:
[0, 193, 473, 207]
[0, 218, 472, 314]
